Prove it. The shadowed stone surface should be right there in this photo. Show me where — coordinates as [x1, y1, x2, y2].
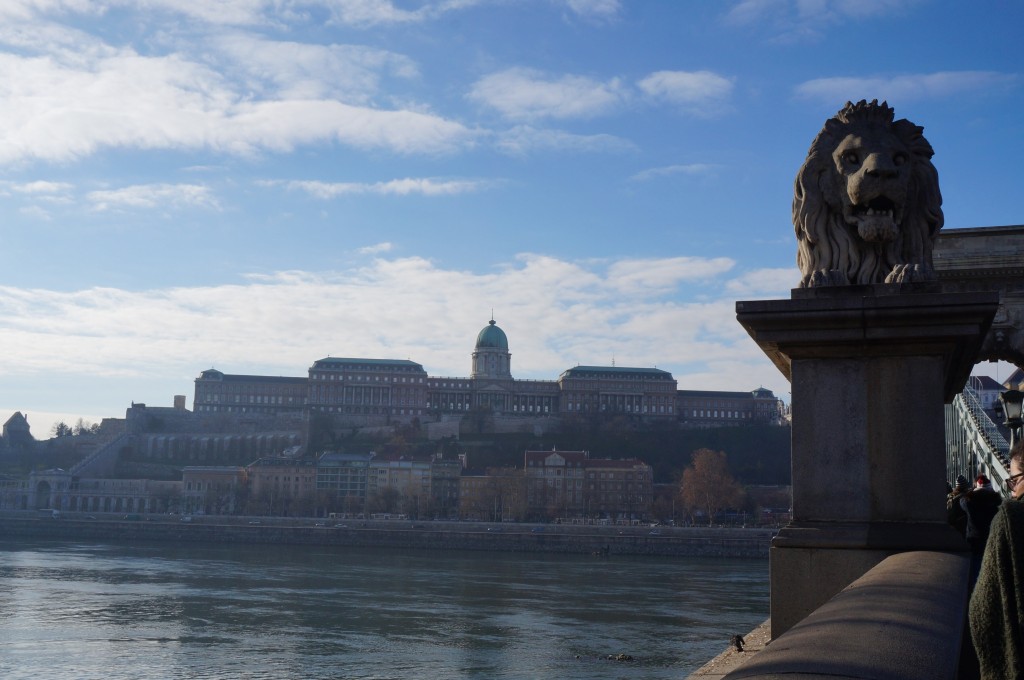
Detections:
[721, 551, 968, 680]
[737, 286, 996, 635]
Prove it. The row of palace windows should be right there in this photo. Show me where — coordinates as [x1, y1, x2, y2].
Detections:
[200, 394, 297, 404]
[313, 374, 426, 383]
[313, 406, 424, 416]
[682, 399, 753, 408]
[691, 410, 750, 419]
[564, 403, 673, 413]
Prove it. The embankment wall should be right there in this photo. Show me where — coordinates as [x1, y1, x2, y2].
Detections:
[0, 516, 772, 558]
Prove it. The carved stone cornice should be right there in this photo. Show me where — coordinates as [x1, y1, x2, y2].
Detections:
[934, 225, 1024, 366]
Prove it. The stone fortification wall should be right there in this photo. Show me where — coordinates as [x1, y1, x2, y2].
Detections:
[135, 431, 301, 464]
[488, 415, 560, 435]
[425, 418, 461, 440]
[0, 515, 771, 559]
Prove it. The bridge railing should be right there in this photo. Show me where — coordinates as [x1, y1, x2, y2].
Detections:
[946, 382, 1011, 496]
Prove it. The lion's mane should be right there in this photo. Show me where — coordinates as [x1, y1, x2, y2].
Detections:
[794, 100, 943, 288]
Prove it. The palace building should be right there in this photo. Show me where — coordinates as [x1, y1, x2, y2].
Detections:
[192, 319, 783, 427]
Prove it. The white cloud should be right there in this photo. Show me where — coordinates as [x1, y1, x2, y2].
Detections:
[0, 0, 492, 28]
[607, 257, 735, 295]
[629, 164, 719, 182]
[267, 177, 496, 198]
[637, 70, 735, 115]
[468, 68, 627, 121]
[794, 71, 1018, 105]
[87, 183, 219, 211]
[0, 254, 761, 381]
[495, 125, 635, 155]
[6, 180, 75, 194]
[358, 242, 393, 255]
[0, 42, 475, 164]
[724, 267, 800, 297]
[213, 34, 419, 103]
[321, 0, 440, 27]
[0, 1, 102, 23]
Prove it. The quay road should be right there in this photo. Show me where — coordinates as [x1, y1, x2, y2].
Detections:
[0, 511, 774, 558]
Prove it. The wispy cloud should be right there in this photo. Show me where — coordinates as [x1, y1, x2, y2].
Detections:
[3, 180, 75, 194]
[495, 125, 636, 155]
[468, 68, 628, 121]
[264, 177, 496, 198]
[724, 0, 925, 42]
[630, 164, 719, 182]
[87, 183, 220, 212]
[562, 0, 622, 23]
[358, 242, 394, 255]
[0, 0, 484, 28]
[321, 0, 490, 28]
[636, 70, 735, 115]
[725, 267, 800, 296]
[607, 257, 735, 295]
[794, 71, 1019, 105]
[213, 34, 419, 103]
[470, 67, 736, 122]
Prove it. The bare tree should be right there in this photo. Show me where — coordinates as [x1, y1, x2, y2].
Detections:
[679, 448, 742, 526]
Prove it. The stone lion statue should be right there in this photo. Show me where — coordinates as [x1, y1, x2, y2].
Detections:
[794, 99, 943, 288]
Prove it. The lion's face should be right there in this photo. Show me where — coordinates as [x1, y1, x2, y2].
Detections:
[829, 126, 912, 244]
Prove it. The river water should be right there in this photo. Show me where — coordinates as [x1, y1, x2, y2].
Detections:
[0, 539, 767, 679]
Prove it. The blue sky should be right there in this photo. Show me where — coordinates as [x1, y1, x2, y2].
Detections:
[0, 0, 1020, 437]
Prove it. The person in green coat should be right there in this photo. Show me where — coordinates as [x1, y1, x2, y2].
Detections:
[970, 441, 1024, 680]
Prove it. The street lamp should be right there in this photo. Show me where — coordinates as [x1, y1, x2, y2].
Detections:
[999, 389, 1024, 450]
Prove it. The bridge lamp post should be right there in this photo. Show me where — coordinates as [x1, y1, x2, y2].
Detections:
[999, 389, 1024, 451]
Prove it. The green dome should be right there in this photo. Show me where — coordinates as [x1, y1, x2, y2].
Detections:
[475, 320, 508, 350]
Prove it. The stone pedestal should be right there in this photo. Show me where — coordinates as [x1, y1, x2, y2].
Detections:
[736, 284, 998, 637]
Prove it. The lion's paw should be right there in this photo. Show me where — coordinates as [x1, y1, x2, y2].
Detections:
[802, 269, 850, 288]
[884, 264, 935, 284]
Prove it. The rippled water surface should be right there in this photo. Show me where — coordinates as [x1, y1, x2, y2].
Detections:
[0, 539, 767, 679]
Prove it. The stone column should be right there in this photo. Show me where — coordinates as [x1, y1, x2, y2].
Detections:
[737, 284, 998, 638]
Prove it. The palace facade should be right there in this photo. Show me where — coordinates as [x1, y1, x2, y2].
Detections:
[192, 319, 784, 427]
